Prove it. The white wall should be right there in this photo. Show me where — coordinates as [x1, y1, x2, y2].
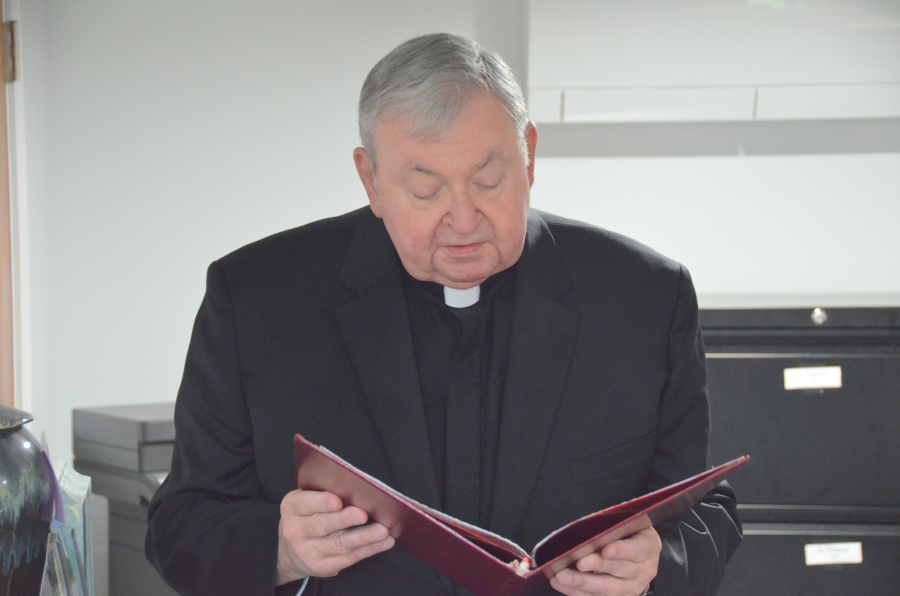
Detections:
[10, 1, 899, 461]
[530, 153, 900, 306]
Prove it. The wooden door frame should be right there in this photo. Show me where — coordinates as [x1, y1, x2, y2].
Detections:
[0, 1, 14, 408]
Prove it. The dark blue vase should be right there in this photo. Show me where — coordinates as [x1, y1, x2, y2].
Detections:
[0, 405, 55, 596]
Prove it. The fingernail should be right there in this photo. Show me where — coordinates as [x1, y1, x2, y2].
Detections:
[556, 570, 573, 585]
[374, 536, 394, 552]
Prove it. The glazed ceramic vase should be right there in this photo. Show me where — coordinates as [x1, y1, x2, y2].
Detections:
[0, 405, 55, 596]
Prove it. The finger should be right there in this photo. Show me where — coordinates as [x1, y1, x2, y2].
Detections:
[305, 534, 396, 578]
[550, 576, 595, 596]
[305, 506, 370, 538]
[282, 488, 343, 517]
[550, 568, 624, 596]
[339, 533, 395, 564]
[601, 528, 660, 562]
[319, 522, 391, 556]
[576, 553, 635, 579]
[574, 553, 602, 573]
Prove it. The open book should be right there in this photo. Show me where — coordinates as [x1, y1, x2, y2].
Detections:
[294, 434, 748, 596]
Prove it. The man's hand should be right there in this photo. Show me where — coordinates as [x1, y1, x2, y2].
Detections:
[275, 488, 395, 585]
[549, 527, 661, 596]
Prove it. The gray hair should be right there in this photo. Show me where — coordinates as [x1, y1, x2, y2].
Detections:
[359, 33, 529, 171]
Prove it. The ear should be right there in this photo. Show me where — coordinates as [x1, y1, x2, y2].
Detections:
[525, 122, 537, 187]
[353, 147, 382, 217]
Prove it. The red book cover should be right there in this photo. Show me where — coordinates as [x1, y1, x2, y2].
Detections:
[294, 433, 748, 596]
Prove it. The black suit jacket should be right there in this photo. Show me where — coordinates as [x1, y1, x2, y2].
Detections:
[146, 207, 741, 596]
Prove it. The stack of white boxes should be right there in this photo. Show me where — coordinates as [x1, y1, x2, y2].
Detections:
[72, 403, 178, 596]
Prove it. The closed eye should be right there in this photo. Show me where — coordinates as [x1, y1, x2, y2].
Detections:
[475, 179, 503, 193]
[413, 189, 441, 200]
[409, 183, 444, 200]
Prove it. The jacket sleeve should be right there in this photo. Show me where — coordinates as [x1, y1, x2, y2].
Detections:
[145, 261, 298, 596]
[650, 265, 743, 596]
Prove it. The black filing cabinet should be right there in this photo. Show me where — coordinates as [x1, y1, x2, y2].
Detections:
[701, 308, 900, 596]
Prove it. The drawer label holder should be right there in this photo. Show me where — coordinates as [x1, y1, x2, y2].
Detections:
[804, 542, 863, 566]
[784, 366, 842, 391]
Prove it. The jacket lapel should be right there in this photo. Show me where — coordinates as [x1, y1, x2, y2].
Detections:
[490, 211, 579, 540]
[334, 210, 441, 509]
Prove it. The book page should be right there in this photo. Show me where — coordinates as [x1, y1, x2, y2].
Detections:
[531, 460, 745, 565]
[319, 446, 530, 563]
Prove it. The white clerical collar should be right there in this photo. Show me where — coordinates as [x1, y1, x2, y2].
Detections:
[443, 285, 480, 308]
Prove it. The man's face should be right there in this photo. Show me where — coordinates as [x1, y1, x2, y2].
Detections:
[354, 93, 537, 289]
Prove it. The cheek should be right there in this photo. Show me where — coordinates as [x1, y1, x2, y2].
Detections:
[500, 218, 527, 258]
[488, 201, 529, 253]
[384, 210, 441, 258]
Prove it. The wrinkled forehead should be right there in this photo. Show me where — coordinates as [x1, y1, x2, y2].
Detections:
[370, 92, 522, 164]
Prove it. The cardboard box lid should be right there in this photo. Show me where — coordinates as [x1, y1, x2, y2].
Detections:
[73, 402, 175, 449]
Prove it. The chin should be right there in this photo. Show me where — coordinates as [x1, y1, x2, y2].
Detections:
[441, 279, 484, 290]
[436, 267, 495, 288]
[434, 255, 501, 286]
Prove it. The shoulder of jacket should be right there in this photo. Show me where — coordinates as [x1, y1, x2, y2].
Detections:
[534, 210, 684, 277]
[216, 206, 369, 270]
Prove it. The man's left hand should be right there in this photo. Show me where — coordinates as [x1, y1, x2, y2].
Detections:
[549, 527, 661, 596]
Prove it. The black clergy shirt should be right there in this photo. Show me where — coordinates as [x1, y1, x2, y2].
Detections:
[402, 266, 516, 529]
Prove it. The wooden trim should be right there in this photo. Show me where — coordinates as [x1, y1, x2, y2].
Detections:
[0, 1, 14, 408]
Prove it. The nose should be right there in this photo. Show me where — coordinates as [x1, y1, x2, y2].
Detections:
[444, 188, 482, 237]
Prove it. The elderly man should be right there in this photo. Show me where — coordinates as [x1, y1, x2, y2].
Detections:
[146, 33, 741, 596]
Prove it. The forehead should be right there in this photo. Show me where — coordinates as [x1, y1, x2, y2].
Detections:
[373, 94, 521, 175]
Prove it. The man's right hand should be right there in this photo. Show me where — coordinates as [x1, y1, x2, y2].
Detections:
[275, 488, 396, 585]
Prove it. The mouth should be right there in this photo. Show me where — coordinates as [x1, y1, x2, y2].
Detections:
[442, 242, 485, 257]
